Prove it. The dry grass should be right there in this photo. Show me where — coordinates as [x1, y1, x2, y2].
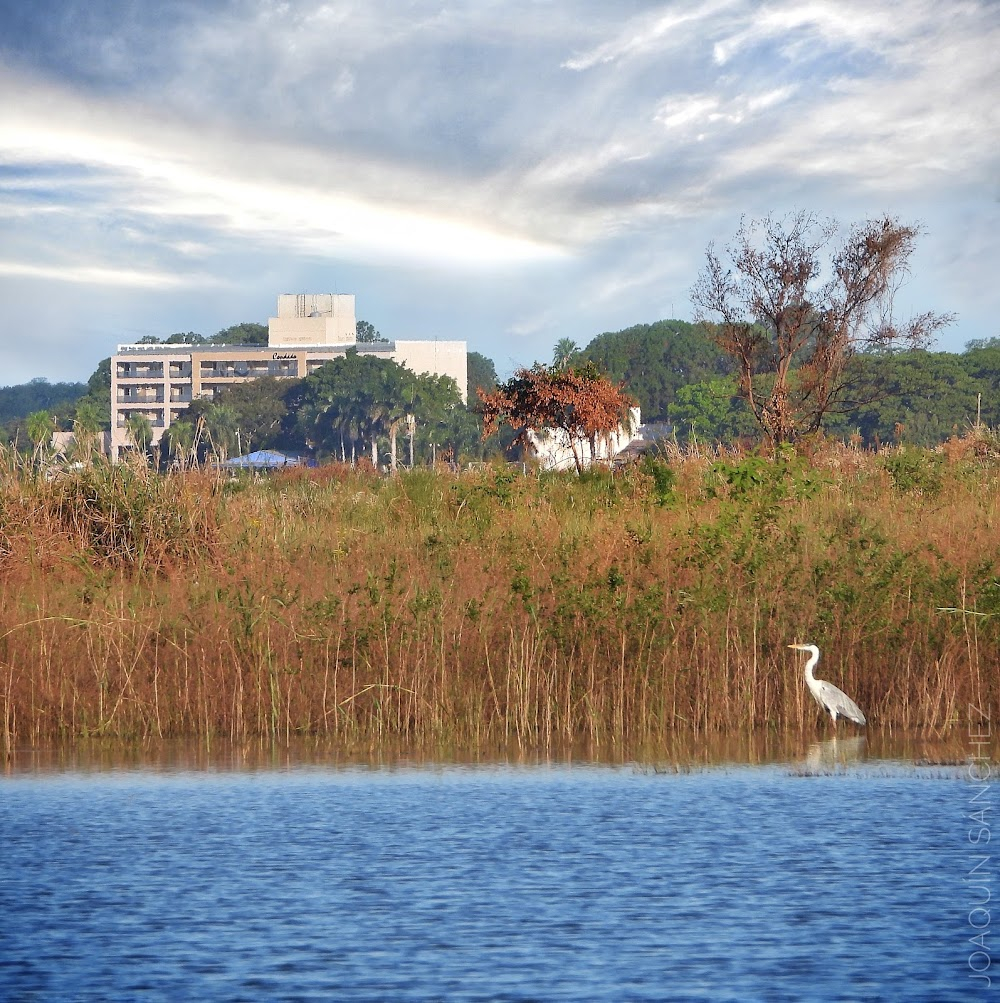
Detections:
[1, 440, 998, 752]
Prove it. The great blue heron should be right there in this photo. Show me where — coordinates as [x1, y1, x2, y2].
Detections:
[788, 643, 866, 726]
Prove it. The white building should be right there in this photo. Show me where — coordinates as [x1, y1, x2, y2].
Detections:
[526, 407, 645, 471]
[111, 295, 467, 459]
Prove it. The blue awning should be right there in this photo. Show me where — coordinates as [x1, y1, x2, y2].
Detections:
[222, 450, 301, 469]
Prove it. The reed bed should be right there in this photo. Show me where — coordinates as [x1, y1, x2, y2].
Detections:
[1, 442, 998, 752]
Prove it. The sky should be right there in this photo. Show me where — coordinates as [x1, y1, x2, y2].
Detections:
[0, 0, 997, 386]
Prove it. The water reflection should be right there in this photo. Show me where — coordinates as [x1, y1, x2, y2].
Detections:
[802, 735, 868, 770]
[2, 727, 985, 775]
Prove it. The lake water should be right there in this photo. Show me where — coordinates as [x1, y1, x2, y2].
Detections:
[0, 738, 991, 1001]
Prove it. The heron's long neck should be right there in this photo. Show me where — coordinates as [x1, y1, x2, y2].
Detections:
[804, 651, 819, 682]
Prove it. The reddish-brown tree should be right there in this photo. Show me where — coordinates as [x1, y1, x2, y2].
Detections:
[691, 211, 954, 444]
[478, 363, 635, 473]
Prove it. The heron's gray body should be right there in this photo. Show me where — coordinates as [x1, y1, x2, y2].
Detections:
[789, 644, 866, 726]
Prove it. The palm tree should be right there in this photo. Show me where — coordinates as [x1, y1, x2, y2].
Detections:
[552, 338, 581, 371]
[162, 419, 198, 468]
[203, 405, 240, 460]
[125, 413, 154, 457]
[26, 410, 55, 452]
[372, 365, 410, 472]
[71, 398, 108, 461]
[23, 410, 57, 470]
[298, 351, 421, 468]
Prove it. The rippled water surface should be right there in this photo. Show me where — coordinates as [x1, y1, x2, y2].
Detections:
[0, 741, 985, 1001]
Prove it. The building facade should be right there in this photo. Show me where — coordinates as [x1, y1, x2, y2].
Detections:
[110, 295, 467, 459]
[525, 408, 643, 471]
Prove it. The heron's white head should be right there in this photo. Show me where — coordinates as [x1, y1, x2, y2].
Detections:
[788, 643, 821, 675]
[787, 643, 819, 655]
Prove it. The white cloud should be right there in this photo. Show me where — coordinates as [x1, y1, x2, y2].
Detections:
[0, 260, 211, 289]
[712, 2, 896, 64]
[563, 0, 738, 70]
[522, 139, 651, 189]
[0, 74, 565, 268]
[508, 309, 559, 338]
[655, 95, 724, 132]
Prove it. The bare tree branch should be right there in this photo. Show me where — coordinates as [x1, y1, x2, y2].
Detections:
[691, 212, 955, 444]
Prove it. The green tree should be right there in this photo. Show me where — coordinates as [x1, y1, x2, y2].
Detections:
[298, 351, 403, 465]
[213, 377, 290, 451]
[406, 372, 466, 466]
[552, 338, 582, 371]
[69, 398, 109, 459]
[467, 351, 498, 398]
[0, 377, 88, 425]
[959, 338, 1000, 427]
[160, 418, 200, 467]
[826, 350, 986, 446]
[580, 320, 733, 421]
[124, 413, 154, 455]
[86, 358, 112, 396]
[201, 404, 241, 458]
[295, 352, 469, 469]
[26, 410, 56, 454]
[70, 358, 112, 432]
[369, 359, 412, 470]
[667, 378, 760, 443]
[209, 323, 268, 346]
[72, 398, 105, 435]
[356, 320, 384, 343]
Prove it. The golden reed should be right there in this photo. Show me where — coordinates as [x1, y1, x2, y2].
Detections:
[1, 438, 998, 750]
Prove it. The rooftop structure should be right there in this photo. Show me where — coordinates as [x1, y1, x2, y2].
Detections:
[269, 293, 357, 346]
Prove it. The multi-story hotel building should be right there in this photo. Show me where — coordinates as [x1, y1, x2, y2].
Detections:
[111, 294, 467, 459]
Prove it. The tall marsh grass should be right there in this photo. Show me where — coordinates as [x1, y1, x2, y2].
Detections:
[2, 441, 998, 751]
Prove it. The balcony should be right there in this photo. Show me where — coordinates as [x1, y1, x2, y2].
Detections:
[117, 388, 164, 404]
[116, 362, 164, 379]
[116, 408, 165, 429]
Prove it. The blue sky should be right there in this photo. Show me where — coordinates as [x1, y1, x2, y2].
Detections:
[0, 0, 997, 385]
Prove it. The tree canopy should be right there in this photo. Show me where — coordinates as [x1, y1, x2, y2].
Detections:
[293, 351, 469, 469]
[356, 319, 386, 343]
[467, 351, 498, 398]
[0, 378, 88, 424]
[478, 363, 635, 473]
[579, 320, 733, 422]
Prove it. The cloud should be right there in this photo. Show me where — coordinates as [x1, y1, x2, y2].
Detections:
[0, 72, 566, 268]
[562, 0, 738, 70]
[0, 259, 214, 289]
[508, 309, 560, 339]
[0, 0, 996, 385]
[711, 1, 900, 65]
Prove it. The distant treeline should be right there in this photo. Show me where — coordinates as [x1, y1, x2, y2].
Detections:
[4, 318, 1000, 452]
[0, 378, 88, 425]
[578, 323, 1000, 447]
